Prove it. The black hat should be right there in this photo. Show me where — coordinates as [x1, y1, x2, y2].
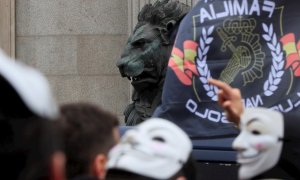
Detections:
[0, 50, 58, 119]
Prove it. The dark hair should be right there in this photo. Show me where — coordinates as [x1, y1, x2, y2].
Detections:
[0, 116, 62, 180]
[58, 103, 119, 179]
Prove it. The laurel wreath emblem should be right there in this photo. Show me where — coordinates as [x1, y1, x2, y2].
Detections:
[262, 23, 284, 96]
[196, 26, 218, 101]
[196, 23, 284, 101]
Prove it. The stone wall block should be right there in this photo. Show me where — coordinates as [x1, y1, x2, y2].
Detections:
[48, 75, 129, 116]
[48, 75, 82, 104]
[78, 76, 129, 114]
[16, 36, 78, 75]
[77, 35, 128, 75]
[16, 0, 128, 36]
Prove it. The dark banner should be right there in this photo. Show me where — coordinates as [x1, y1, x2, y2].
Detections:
[153, 0, 300, 139]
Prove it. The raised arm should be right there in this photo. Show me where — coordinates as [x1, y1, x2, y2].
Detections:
[208, 78, 244, 126]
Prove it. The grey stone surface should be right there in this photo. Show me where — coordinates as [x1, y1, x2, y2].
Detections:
[16, 0, 131, 118]
[48, 75, 130, 116]
[16, 36, 78, 75]
[16, 0, 128, 36]
[118, 116, 126, 125]
[77, 35, 128, 75]
[79, 76, 129, 115]
[48, 75, 82, 103]
[15, 0, 200, 122]
[16, 35, 128, 76]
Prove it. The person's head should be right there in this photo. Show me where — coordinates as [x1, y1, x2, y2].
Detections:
[58, 103, 120, 179]
[106, 118, 197, 180]
[0, 50, 64, 180]
[233, 108, 284, 179]
[0, 116, 64, 180]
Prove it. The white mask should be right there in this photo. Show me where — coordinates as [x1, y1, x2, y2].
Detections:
[233, 108, 284, 180]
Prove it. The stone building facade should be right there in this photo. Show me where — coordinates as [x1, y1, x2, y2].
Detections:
[13, 0, 198, 123]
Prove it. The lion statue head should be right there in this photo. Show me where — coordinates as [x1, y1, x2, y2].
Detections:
[117, 0, 190, 125]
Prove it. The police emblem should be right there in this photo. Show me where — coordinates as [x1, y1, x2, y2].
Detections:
[169, 0, 300, 124]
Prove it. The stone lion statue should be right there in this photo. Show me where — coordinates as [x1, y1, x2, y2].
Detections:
[117, 0, 190, 125]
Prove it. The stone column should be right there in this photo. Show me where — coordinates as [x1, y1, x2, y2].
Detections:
[0, 0, 15, 57]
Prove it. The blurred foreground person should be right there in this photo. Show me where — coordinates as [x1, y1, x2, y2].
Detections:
[106, 118, 197, 180]
[0, 51, 65, 180]
[57, 103, 120, 180]
[209, 79, 300, 179]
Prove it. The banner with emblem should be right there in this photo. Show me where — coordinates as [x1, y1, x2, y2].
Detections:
[153, 0, 300, 139]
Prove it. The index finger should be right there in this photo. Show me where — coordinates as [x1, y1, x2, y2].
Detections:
[208, 78, 233, 94]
